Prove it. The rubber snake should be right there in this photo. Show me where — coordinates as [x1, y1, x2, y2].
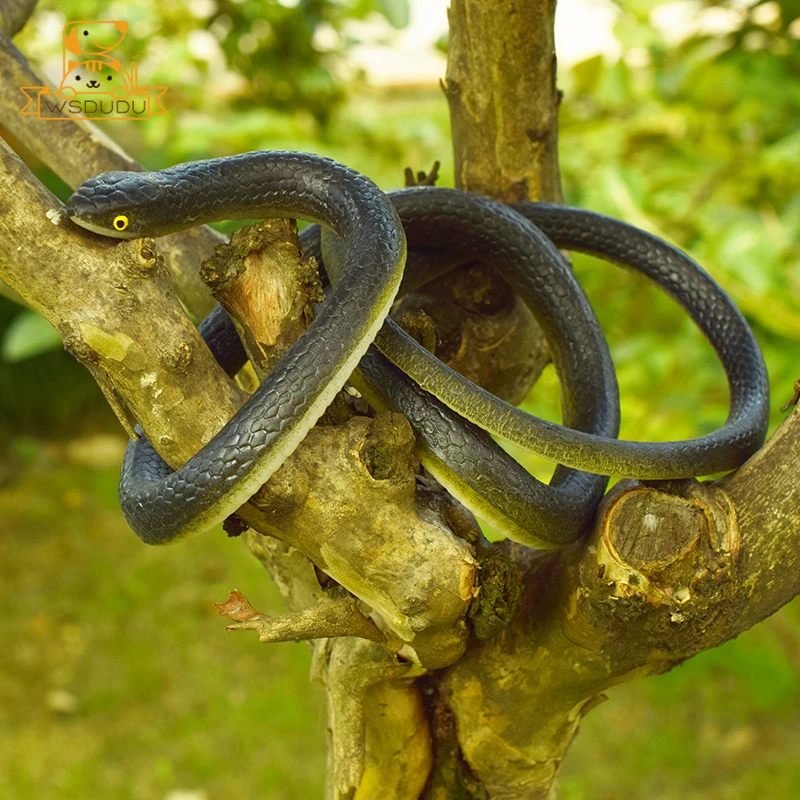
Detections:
[54, 151, 770, 548]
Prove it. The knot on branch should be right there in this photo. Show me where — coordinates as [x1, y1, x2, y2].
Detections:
[595, 479, 739, 615]
[250, 456, 311, 522]
[564, 479, 745, 663]
[132, 238, 160, 275]
[250, 411, 417, 523]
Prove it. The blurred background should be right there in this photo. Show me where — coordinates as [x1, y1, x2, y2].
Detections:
[2, 0, 800, 797]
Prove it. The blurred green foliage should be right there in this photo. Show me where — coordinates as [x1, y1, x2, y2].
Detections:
[18, 0, 409, 125]
[1, 309, 61, 362]
[545, 0, 800, 458]
[3, 0, 800, 797]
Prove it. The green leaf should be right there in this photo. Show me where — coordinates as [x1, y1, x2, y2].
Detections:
[571, 54, 605, 96]
[377, 0, 410, 29]
[1, 310, 62, 362]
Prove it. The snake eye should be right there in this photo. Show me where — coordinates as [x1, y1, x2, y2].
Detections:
[113, 215, 129, 231]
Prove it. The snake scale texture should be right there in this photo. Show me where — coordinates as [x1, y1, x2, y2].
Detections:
[55, 151, 770, 548]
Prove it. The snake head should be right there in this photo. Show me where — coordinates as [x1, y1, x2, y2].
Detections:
[54, 169, 189, 239]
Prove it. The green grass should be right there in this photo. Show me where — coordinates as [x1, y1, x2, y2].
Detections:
[0, 442, 326, 799]
[2, 440, 800, 798]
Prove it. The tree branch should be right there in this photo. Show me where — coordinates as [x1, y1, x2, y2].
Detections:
[0, 137, 477, 657]
[217, 590, 389, 645]
[0, 138, 238, 444]
[443, 404, 800, 797]
[0, 0, 37, 37]
[9, 6, 796, 798]
[445, 0, 562, 202]
[394, 0, 566, 409]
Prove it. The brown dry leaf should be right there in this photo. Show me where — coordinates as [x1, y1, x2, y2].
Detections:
[214, 590, 265, 623]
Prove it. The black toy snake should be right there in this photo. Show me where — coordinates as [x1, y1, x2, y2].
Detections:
[53, 151, 769, 547]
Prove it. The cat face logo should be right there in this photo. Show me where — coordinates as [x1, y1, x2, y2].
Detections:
[20, 20, 166, 121]
[60, 60, 131, 98]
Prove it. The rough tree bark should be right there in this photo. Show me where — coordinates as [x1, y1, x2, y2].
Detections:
[1, 3, 799, 800]
[396, 0, 565, 407]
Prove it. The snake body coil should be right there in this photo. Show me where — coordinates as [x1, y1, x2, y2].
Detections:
[370, 193, 770, 479]
[58, 151, 770, 548]
[60, 152, 406, 543]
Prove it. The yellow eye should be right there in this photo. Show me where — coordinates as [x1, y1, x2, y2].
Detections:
[113, 215, 129, 231]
